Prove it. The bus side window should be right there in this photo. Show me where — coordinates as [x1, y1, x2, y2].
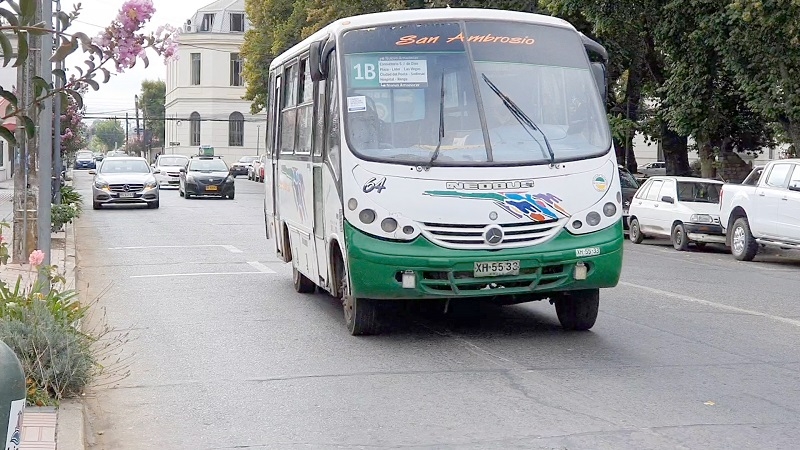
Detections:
[265, 72, 276, 156]
[325, 50, 340, 180]
[280, 63, 298, 154]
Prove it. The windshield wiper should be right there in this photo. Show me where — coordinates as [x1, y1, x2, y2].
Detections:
[481, 73, 555, 165]
[425, 72, 446, 169]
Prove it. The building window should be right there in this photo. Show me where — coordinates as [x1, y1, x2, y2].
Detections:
[190, 112, 200, 146]
[230, 53, 242, 86]
[230, 13, 244, 32]
[200, 13, 214, 31]
[190, 53, 201, 85]
[229, 112, 244, 146]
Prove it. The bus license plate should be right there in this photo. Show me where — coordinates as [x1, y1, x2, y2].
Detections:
[206, 185, 218, 191]
[474, 260, 520, 277]
[119, 192, 134, 198]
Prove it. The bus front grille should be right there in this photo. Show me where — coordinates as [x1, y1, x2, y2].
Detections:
[421, 219, 563, 249]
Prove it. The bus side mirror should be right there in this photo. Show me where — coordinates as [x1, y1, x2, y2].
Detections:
[309, 40, 324, 81]
[591, 62, 607, 101]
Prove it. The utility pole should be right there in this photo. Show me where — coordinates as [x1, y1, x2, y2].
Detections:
[38, 0, 54, 276]
[134, 95, 140, 154]
[52, 0, 63, 205]
[125, 112, 129, 145]
[141, 100, 147, 159]
[12, 2, 41, 263]
[256, 125, 260, 155]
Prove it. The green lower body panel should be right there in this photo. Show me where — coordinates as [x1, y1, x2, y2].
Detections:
[345, 221, 623, 300]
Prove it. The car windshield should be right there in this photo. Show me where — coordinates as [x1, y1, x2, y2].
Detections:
[238, 156, 257, 163]
[677, 181, 721, 203]
[340, 20, 610, 166]
[158, 156, 189, 166]
[188, 159, 228, 172]
[99, 159, 150, 174]
[619, 169, 639, 189]
[76, 151, 93, 159]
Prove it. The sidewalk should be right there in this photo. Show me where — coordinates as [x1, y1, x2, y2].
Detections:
[0, 173, 85, 450]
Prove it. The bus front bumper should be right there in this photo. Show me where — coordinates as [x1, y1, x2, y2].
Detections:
[345, 221, 623, 300]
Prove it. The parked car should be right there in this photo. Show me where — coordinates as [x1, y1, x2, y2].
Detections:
[93, 152, 104, 161]
[230, 156, 258, 177]
[74, 150, 96, 170]
[152, 154, 190, 188]
[628, 176, 725, 250]
[638, 161, 666, 177]
[89, 156, 159, 209]
[249, 155, 267, 182]
[619, 165, 640, 231]
[719, 159, 800, 260]
[179, 155, 235, 199]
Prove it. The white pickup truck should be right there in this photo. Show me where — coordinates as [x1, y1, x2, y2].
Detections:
[719, 159, 800, 260]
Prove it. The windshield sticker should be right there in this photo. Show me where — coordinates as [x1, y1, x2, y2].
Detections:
[423, 190, 568, 223]
[396, 33, 535, 47]
[347, 96, 367, 112]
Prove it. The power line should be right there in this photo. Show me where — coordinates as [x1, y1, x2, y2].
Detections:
[83, 115, 265, 123]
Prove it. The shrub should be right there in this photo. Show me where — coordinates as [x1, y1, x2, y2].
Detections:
[51, 185, 84, 232]
[60, 185, 83, 212]
[0, 301, 95, 404]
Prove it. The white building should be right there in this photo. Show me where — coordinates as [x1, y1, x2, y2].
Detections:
[164, 0, 266, 164]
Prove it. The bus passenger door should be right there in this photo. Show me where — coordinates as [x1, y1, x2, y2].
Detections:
[312, 61, 329, 286]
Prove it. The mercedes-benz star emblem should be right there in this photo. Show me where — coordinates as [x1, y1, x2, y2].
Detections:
[123, 184, 130, 192]
[484, 226, 503, 245]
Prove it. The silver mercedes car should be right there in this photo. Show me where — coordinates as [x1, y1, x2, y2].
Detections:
[90, 156, 160, 209]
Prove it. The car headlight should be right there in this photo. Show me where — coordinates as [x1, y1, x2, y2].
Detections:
[225, 176, 235, 183]
[145, 180, 157, 189]
[94, 179, 108, 189]
[690, 214, 714, 224]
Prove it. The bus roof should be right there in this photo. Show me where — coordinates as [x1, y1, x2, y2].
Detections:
[269, 8, 576, 70]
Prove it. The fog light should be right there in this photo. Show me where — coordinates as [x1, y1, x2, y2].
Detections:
[359, 209, 376, 224]
[572, 220, 583, 229]
[616, 191, 622, 203]
[348, 198, 358, 211]
[403, 225, 414, 234]
[603, 202, 617, 217]
[402, 270, 416, 289]
[574, 262, 587, 280]
[381, 217, 398, 232]
[586, 211, 601, 226]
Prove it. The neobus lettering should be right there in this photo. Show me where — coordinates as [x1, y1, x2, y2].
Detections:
[446, 180, 535, 190]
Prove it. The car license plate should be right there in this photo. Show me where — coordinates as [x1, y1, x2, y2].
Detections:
[119, 192, 134, 198]
[206, 185, 218, 191]
[474, 260, 520, 277]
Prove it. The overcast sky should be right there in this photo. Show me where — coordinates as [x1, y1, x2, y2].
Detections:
[64, 0, 212, 120]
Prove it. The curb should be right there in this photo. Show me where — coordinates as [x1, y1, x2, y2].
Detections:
[56, 400, 85, 450]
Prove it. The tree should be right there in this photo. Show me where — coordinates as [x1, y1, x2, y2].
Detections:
[722, 0, 800, 150]
[139, 79, 165, 147]
[92, 119, 125, 151]
[60, 93, 88, 159]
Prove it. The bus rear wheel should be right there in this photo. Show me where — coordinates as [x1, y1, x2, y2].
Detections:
[337, 258, 381, 336]
[552, 288, 599, 331]
[293, 266, 316, 293]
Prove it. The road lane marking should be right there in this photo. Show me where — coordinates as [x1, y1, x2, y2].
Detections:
[109, 244, 242, 253]
[130, 271, 269, 279]
[619, 281, 800, 328]
[247, 261, 276, 273]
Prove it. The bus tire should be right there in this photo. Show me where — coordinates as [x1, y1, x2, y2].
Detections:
[336, 255, 381, 335]
[553, 288, 599, 331]
[293, 266, 316, 293]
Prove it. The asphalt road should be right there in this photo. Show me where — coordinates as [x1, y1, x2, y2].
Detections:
[72, 169, 800, 450]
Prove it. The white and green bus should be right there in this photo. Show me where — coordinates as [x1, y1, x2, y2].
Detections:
[264, 8, 623, 335]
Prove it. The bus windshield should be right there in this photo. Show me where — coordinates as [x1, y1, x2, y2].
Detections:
[340, 21, 610, 166]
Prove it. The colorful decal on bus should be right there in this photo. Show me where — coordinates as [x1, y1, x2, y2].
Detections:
[281, 166, 308, 221]
[423, 190, 568, 222]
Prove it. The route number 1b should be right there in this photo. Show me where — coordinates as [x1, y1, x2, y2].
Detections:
[353, 63, 376, 80]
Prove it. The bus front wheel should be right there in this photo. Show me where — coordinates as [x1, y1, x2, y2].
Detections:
[552, 288, 599, 331]
[337, 258, 381, 336]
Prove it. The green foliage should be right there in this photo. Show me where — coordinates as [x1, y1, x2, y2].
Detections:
[51, 185, 83, 231]
[139, 79, 166, 147]
[91, 119, 125, 151]
[59, 185, 83, 209]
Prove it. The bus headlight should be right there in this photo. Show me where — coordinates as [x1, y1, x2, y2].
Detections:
[381, 218, 398, 233]
[359, 209, 376, 224]
[348, 198, 358, 211]
[602, 202, 617, 217]
[586, 211, 601, 226]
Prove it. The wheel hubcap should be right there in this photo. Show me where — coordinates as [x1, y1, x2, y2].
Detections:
[675, 229, 683, 245]
[632, 223, 639, 239]
[732, 226, 745, 254]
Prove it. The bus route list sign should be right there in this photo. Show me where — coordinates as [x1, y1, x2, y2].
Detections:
[348, 55, 429, 89]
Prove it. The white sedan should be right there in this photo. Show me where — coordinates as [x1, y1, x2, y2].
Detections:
[153, 154, 189, 188]
[628, 176, 726, 251]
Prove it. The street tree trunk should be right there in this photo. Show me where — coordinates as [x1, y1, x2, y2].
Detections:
[661, 124, 691, 176]
[697, 142, 716, 179]
[12, 27, 40, 263]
